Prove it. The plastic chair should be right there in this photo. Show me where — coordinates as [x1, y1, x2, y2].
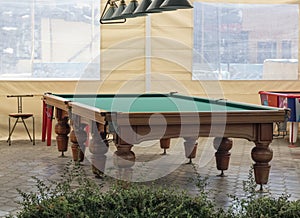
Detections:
[7, 95, 35, 145]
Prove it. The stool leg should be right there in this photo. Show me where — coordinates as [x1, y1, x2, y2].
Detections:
[7, 117, 11, 145]
[7, 117, 19, 146]
[21, 118, 33, 142]
[32, 116, 35, 145]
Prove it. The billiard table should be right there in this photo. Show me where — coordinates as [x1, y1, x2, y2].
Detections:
[42, 92, 288, 189]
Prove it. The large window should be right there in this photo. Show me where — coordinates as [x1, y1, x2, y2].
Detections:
[192, 3, 299, 80]
[282, 40, 292, 59]
[0, 0, 100, 80]
[257, 41, 277, 63]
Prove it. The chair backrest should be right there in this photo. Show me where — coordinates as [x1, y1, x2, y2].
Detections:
[7, 95, 34, 113]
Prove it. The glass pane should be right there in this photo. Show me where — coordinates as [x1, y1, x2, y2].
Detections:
[0, 0, 100, 80]
[192, 3, 299, 80]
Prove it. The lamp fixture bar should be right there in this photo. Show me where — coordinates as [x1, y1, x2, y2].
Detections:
[99, 0, 193, 24]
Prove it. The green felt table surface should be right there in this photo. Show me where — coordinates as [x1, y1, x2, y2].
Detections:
[54, 93, 275, 113]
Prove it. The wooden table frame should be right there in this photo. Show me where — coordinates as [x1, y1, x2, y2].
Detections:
[42, 93, 288, 190]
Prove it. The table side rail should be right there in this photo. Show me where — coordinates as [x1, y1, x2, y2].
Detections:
[69, 102, 106, 125]
[43, 94, 71, 111]
[173, 93, 284, 111]
[111, 110, 288, 126]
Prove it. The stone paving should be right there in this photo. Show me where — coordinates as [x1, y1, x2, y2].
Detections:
[0, 137, 299, 217]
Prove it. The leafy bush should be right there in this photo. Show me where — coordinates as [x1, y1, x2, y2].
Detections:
[12, 163, 227, 218]
[14, 163, 104, 218]
[9, 163, 300, 218]
[98, 183, 226, 218]
[228, 167, 300, 218]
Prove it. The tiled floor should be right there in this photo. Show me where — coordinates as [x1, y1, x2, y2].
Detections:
[0, 137, 299, 217]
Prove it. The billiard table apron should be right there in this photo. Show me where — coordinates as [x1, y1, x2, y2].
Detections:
[104, 111, 282, 143]
[66, 101, 286, 143]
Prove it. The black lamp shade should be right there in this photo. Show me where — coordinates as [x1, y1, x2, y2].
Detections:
[110, 0, 127, 20]
[121, 0, 139, 18]
[101, 3, 118, 21]
[146, 0, 176, 13]
[133, 0, 152, 16]
[160, 0, 193, 9]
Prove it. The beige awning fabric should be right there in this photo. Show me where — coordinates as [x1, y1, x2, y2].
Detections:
[1, 0, 300, 139]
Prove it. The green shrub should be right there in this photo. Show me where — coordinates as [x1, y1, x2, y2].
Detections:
[96, 182, 227, 218]
[10, 163, 300, 218]
[228, 167, 300, 218]
[12, 162, 227, 218]
[14, 163, 104, 218]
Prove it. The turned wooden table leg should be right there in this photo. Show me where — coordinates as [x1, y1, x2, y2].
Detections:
[70, 116, 87, 163]
[55, 109, 70, 157]
[184, 138, 198, 164]
[251, 143, 273, 191]
[113, 143, 135, 181]
[214, 137, 233, 177]
[160, 138, 171, 155]
[89, 121, 109, 178]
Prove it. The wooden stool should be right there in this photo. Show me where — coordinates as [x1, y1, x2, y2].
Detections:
[7, 95, 35, 146]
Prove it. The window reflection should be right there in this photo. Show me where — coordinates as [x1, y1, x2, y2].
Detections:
[193, 3, 299, 80]
[0, 0, 100, 79]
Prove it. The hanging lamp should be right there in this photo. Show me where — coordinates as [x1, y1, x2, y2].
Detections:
[100, 0, 126, 24]
[146, 0, 176, 13]
[160, 0, 193, 9]
[121, 0, 140, 18]
[110, 0, 127, 20]
[133, 0, 153, 16]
